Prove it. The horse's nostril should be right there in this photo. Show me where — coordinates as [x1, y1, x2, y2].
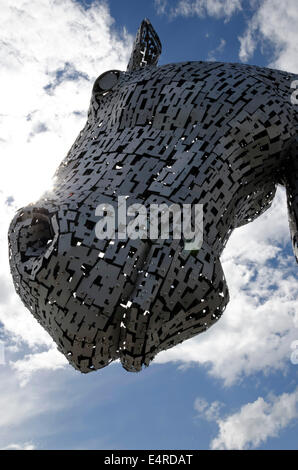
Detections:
[17, 210, 54, 262]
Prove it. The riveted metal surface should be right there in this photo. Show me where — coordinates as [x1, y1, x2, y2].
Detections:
[8, 19, 298, 373]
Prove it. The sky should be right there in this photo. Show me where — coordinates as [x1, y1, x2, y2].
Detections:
[0, 0, 297, 450]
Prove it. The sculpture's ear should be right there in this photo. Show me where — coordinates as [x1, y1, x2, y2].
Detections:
[127, 18, 162, 72]
[284, 137, 298, 261]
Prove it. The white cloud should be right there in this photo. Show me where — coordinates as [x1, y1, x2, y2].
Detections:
[1, 442, 36, 450]
[239, 0, 298, 72]
[211, 388, 298, 449]
[207, 38, 226, 61]
[10, 346, 68, 387]
[239, 24, 257, 63]
[0, 367, 67, 434]
[154, 187, 298, 385]
[0, 0, 132, 206]
[154, 0, 168, 16]
[194, 397, 224, 421]
[0, 361, 85, 449]
[155, 0, 242, 21]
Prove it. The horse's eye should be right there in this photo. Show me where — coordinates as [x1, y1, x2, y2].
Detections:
[92, 70, 121, 101]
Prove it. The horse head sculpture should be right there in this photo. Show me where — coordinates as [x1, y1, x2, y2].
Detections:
[8, 19, 298, 373]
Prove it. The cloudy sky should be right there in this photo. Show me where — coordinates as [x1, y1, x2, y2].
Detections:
[0, 0, 297, 450]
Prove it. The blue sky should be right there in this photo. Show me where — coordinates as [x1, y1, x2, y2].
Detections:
[0, 0, 297, 450]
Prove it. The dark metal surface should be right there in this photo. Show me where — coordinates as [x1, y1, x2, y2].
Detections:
[8, 19, 298, 373]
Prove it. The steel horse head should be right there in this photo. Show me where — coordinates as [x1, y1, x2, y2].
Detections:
[8, 19, 298, 373]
